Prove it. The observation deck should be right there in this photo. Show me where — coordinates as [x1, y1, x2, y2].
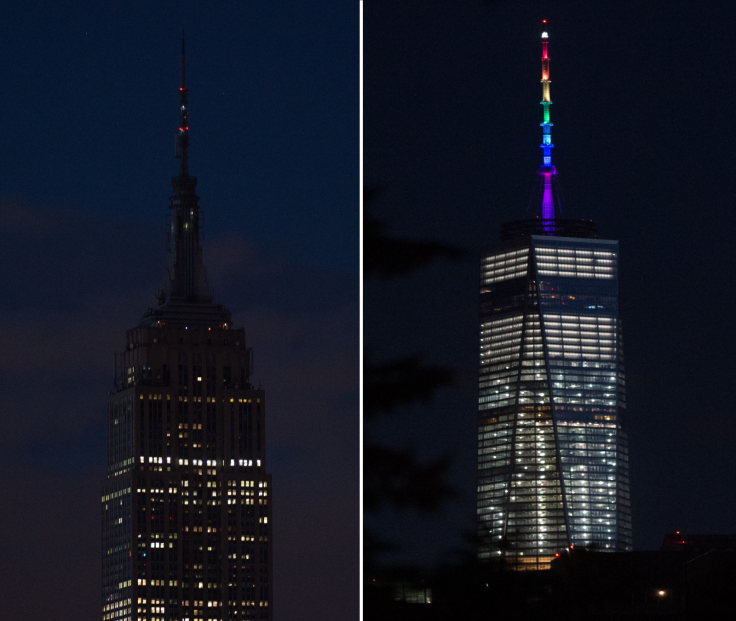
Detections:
[500, 218, 598, 242]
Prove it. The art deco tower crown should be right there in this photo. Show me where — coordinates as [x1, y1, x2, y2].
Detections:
[165, 36, 211, 303]
[140, 38, 231, 329]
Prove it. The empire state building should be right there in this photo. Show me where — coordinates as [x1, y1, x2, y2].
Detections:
[102, 41, 273, 621]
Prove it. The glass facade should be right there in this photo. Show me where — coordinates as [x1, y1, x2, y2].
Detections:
[478, 233, 632, 570]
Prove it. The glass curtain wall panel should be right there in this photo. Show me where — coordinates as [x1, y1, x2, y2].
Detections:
[477, 235, 632, 571]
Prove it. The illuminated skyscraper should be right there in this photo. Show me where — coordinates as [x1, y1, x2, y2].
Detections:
[102, 41, 273, 620]
[476, 25, 632, 570]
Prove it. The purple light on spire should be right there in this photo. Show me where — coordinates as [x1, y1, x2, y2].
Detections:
[542, 169, 555, 221]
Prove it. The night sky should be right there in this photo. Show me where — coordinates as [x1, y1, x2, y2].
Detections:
[0, 2, 357, 620]
[366, 0, 736, 568]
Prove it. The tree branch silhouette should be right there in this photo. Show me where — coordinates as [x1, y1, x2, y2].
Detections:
[364, 187, 470, 570]
[364, 188, 468, 278]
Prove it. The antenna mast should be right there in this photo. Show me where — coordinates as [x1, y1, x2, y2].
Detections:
[539, 22, 555, 221]
[178, 34, 189, 177]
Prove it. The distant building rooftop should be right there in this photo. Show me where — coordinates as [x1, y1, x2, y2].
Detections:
[661, 533, 736, 553]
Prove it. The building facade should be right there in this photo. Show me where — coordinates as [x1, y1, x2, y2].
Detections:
[476, 27, 632, 570]
[102, 43, 273, 620]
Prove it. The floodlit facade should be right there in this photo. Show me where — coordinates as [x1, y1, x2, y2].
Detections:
[476, 27, 632, 570]
[101, 42, 272, 620]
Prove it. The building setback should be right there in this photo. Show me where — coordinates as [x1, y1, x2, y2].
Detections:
[477, 25, 632, 570]
[102, 41, 273, 620]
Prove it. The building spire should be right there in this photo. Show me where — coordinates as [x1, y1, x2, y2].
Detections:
[139, 36, 233, 328]
[178, 33, 190, 178]
[538, 21, 556, 221]
[163, 37, 212, 305]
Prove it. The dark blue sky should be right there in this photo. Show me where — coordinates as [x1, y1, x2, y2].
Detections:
[366, 0, 736, 568]
[0, 1, 355, 273]
[0, 3, 357, 620]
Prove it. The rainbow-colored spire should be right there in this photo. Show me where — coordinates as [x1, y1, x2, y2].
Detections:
[539, 22, 555, 221]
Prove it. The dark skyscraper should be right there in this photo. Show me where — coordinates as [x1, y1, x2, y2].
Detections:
[477, 26, 632, 570]
[102, 42, 273, 620]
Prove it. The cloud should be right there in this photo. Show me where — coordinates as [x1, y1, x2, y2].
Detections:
[0, 197, 56, 232]
[0, 463, 101, 620]
[240, 303, 357, 392]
